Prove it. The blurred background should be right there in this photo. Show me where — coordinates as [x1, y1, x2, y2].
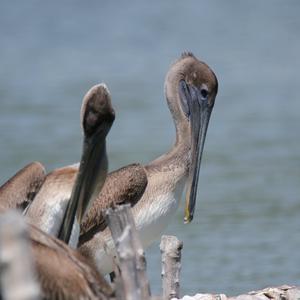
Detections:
[0, 0, 300, 296]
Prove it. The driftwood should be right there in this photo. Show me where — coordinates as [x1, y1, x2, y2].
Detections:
[106, 204, 151, 300]
[174, 285, 300, 300]
[160, 235, 183, 300]
[0, 210, 40, 300]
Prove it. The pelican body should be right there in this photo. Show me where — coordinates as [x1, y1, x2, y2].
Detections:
[79, 52, 218, 274]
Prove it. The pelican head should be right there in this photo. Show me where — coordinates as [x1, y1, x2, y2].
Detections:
[77, 83, 115, 221]
[165, 52, 218, 223]
[59, 83, 115, 244]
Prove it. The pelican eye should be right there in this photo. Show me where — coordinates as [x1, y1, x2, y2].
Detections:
[200, 87, 208, 100]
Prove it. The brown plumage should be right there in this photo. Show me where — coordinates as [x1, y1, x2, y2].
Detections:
[79, 163, 148, 246]
[0, 162, 46, 212]
[29, 225, 113, 300]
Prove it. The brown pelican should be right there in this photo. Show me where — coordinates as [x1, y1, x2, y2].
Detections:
[25, 83, 115, 247]
[0, 162, 46, 212]
[79, 52, 218, 274]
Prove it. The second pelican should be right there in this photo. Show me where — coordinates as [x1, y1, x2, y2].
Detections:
[79, 52, 218, 274]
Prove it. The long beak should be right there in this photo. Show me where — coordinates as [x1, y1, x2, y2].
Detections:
[181, 82, 213, 223]
[58, 122, 112, 244]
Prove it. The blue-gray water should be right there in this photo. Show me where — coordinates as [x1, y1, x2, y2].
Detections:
[1, 1, 300, 296]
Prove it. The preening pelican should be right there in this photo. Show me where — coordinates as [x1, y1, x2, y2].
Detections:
[25, 84, 115, 247]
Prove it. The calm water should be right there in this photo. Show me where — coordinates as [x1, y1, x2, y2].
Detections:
[1, 1, 300, 296]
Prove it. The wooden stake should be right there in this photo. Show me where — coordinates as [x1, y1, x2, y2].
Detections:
[106, 204, 150, 300]
[160, 235, 183, 300]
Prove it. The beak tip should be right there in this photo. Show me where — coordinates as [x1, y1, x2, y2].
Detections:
[184, 215, 193, 224]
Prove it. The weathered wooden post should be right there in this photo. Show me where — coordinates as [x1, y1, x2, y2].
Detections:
[0, 210, 40, 300]
[106, 204, 151, 300]
[160, 235, 183, 300]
